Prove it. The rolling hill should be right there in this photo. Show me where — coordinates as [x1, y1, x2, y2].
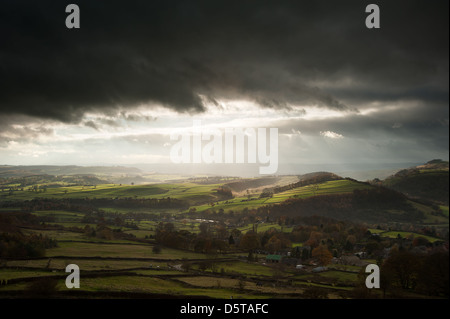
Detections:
[0, 164, 447, 226]
[380, 160, 449, 205]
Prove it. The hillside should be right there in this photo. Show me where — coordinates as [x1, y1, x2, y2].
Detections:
[224, 177, 283, 193]
[265, 187, 427, 224]
[380, 160, 449, 205]
[190, 177, 444, 225]
[0, 165, 447, 227]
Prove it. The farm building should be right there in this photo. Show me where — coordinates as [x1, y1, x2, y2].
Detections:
[312, 266, 327, 273]
[266, 254, 282, 263]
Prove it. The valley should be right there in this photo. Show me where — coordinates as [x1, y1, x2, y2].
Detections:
[0, 160, 448, 299]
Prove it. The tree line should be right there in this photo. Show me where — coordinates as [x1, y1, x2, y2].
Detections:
[2, 197, 190, 213]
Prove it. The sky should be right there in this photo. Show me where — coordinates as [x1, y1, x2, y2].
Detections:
[0, 0, 448, 176]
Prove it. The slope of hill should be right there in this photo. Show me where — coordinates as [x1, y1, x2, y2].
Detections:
[380, 160, 449, 205]
[224, 177, 283, 193]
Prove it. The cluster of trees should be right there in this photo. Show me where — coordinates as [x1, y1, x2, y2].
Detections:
[0, 211, 42, 230]
[154, 222, 228, 253]
[80, 211, 137, 229]
[288, 217, 369, 251]
[380, 249, 449, 297]
[82, 224, 136, 241]
[5, 197, 189, 214]
[154, 217, 359, 259]
[0, 232, 57, 258]
[215, 186, 233, 199]
[4, 198, 97, 214]
[154, 221, 297, 255]
[352, 247, 449, 298]
[239, 228, 293, 255]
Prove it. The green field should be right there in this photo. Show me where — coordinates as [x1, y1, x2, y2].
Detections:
[265, 179, 372, 203]
[440, 206, 449, 217]
[3, 178, 378, 218]
[0, 269, 65, 281]
[31, 210, 85, 222]
[192, 179, 371, 213]
[194, 261, 277, 277]
[238, 223, 293, 234]
[379, 231, 442, 243]
[1, 171, 448, 299]
[45, 241, 209, 260]
[0, 182, 223, 204]
[4, 258, 167, 271]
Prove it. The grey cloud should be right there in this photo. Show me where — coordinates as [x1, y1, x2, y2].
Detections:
[0, 117, 55, 143]
[0, 0, 447, 123]
[84, 120, 99, 131]
[119, 111, 157, 122]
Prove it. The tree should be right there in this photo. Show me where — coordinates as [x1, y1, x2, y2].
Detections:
[346, 235, 356, 245]
[302, 287, 328, 299]
[382, 250, 421, 290]
[301, 247, 310, 261]
[240, 231, 260, 252]
[412, 236, 430, 247]
[305, 231, 321, 248]
[265, 235, 282, 253]
[152, 245, 162, 254]
[181, 260, 191, 272]
[312, 245, 333, 266]
[25, 278, 58, 298]
[416, 251, 449, 297]
[215, 224, 228, 239]
[199, 222, 210, 236]
[237, 278, 246, 291]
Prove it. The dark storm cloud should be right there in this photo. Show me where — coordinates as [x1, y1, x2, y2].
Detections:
[0, 0, 448, 123]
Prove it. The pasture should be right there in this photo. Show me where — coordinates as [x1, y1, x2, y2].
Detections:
[192, 179, 371, 213]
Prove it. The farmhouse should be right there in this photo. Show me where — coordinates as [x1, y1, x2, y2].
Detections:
[337, 255, 368, 267]
[354, 251, 367, 258]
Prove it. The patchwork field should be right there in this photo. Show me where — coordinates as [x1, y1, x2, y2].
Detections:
[0, 170, 448, 299]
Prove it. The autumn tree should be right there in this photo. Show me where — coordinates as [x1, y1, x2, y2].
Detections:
[240, 231, 260, 252]
[264, 233, 292, 254]
[305, 231, 322, 248]
[312, 245, 333, 266]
